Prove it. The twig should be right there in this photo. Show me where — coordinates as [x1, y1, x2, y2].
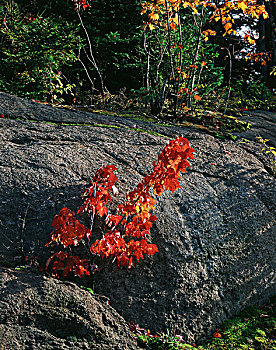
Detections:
[76, 10, 105, 97]
[223, 46, 232, 115]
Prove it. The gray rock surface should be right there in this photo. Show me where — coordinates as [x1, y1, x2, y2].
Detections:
[0, 267, 141, 350]
[0, 91, 276, 344]
[238, 109, 276, 147]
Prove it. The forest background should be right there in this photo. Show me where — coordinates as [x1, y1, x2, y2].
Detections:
[0, 0, 275, 118]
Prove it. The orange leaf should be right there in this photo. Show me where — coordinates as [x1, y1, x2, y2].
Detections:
[224, 22, 232, 31]
[194, 94, 201, 101]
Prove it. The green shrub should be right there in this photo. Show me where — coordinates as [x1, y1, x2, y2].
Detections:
[0, 1, 83, 103]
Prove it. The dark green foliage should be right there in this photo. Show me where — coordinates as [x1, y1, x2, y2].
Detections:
[136, 333, 197, 349]
[230, 77, 276, 111]
[201, 300, 276, 349]
[0, 0, 83, 102]
[78, 0, 144, 92]
[0, 0, 274, 111]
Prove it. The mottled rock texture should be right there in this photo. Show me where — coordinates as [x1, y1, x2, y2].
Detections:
[0, 92, 275, 344]
[237, 109, 276, 147]
[0, 267, 141, 350]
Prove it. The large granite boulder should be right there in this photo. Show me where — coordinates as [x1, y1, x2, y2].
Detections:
[0, 267, 141, 350]
[0, 92, 275, 344]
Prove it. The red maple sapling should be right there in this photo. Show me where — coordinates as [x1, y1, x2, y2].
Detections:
[45, 136, 195, 277]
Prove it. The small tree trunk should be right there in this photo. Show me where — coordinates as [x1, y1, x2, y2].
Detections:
[77, 10, 105, 98]
[187, 7, 206, 108]
[223, 47, 232, 115]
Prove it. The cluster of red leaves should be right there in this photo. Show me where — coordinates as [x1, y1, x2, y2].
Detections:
[46, 251, 90, 277]
[213, 328, 222, 338]
[46, 207, 91, 247]
[73, 0, 91, 11]
[78, 165, 118, 218]
[177, 87, 201, 101]
[45, 137, 195, 277]
[246, 52, 271, 66]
